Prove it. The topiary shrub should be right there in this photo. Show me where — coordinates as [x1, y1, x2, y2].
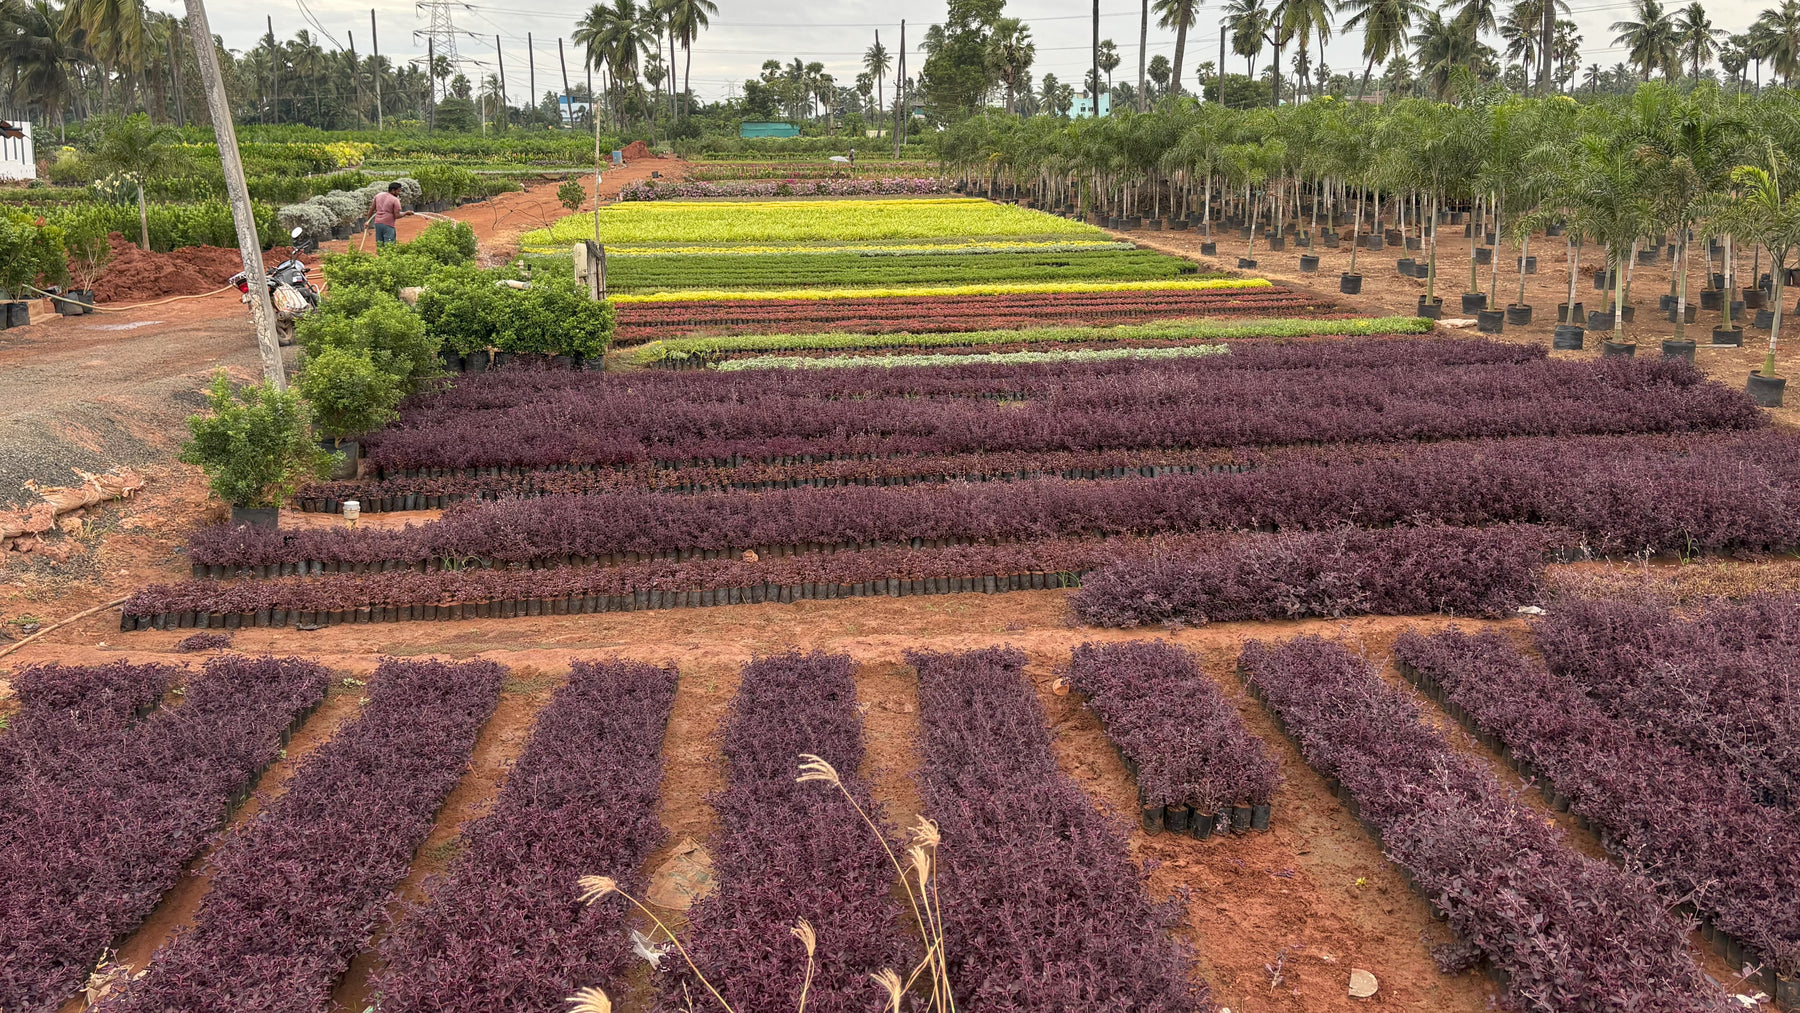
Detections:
[320, 250, 441, 294]
[415, 265, 508, 355]
[296, 285, 439, 387]
[406, 220, 477, 267]
[179, 371, 332, 509]
[296, 346, 406, 439]
[497, 276, 615, 359]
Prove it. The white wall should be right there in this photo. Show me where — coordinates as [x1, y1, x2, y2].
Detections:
[0, 122, 34, 182]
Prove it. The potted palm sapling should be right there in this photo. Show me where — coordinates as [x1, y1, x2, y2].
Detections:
[1714, 148, 1800, 407]
[181, 371, 333, 528]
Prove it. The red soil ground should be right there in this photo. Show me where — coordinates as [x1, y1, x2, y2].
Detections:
[89, 233, 319, 304]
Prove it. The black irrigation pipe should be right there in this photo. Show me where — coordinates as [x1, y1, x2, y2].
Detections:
[1395, 660, 1800, 1010]
[122, 570, 1090, 632]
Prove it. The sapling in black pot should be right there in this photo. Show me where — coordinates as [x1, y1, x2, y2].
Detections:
[295, 346, 406, 480]
[181, 371, 333, 528]
[1716, 153, 1798, 408]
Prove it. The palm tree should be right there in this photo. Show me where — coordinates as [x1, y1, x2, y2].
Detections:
[1098, 38, 1120, 96]
[863, 38, 890, 136]
[1445, 0, 1500, 37]
[1583, 61, 1603, 93]
[1412, 9, 1481, 100]
[1498, 0, 1567, 91]
[1671, 3, 1723, 79]
[1612, 0, 1678, 81]
[1757, 1, 1800, 84]
[661, 0, 715, 119]
[88, 114, 188, 249]
[1154, 0, 1202, 98]
[1716, 147, 1800, 383]
[1282, 0, 1333, 100]
[61, 0, 149, 112]
[6, 0, 78, 136]
[1340, 0, 1423, 99]
[987, 19, 1035, 114]
[1223, 0, 1270, 86]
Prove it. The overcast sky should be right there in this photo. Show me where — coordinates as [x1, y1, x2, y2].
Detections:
[156, 0, 1775, 108]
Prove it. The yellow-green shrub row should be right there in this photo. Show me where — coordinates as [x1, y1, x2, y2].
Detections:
[608, 277, 1275, 304]
[520, 197, 1107, 247]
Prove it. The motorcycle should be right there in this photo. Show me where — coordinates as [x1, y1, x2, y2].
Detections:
[231, 226, 319, 346]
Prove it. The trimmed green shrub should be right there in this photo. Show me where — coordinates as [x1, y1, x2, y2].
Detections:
[179, 371, 332, 508]
[320, 250, 441, 294]
[415, 266, 508, 355]
[296, 285, 440, 386]
[296, 346, 406, 438]
[0, 212, 67, 295]
[496, 276, 615, 358]
[406, 220, 477, 267]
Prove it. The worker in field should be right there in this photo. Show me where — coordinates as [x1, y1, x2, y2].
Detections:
[370, 182, 413, 247]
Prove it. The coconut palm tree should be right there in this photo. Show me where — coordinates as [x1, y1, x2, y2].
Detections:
[1612, 0, 1679, 81]
[863, 38, 890, 136]
[6, 0, 78, 136]
[661, 0, 716, 119]
[1153, 0, 1202, 98]
[1281, 0, 1333, 100]
[1757, 1, 1800, 84]
[1223, 0, 1269, 86]
[61, 0, 148, 111]
[1340, 0, 1424, 99]
[1412, 9, 1483, 101]
[1672, 3, 1724, 80]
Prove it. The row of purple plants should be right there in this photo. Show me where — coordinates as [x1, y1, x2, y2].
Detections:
[1392, 627, 1800, 997]
[1236, 636, 1732, 1013]
[365, 350, 1752, 472]
[96, 658, 505, 1013]
[909, 647, 1204, 1011]
[122, 534, 1133, 627]
[0, 657, 330, 1013]
[1072, 524, 1554, 627]
[387, 336, 1543, 418]
[196, 430, 1800, 575]
[0, 661, 173, 800]
[667, 652, 915, 1012]
[618, 177, 947, 200]
[1065, 641, 1281, 832]
[1531, 594, 1800, 809]
[294, 446, 1247, 514]
[374, 660, 678, 1013]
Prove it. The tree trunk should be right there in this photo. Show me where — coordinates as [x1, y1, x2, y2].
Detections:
[1138, 0, 1149, 110]
[1171, 19, 1188, 99]
[136, 182, 150, 250]
[1767, 250, 1784, 377]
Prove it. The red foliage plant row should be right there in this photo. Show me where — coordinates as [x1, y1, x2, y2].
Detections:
[124, 535, 1128, 626]
[364, 354, 1758, 473]
[666, 652, 916, 1012]
[200, 430, 1800, 576]
[94, 658, 505, 1013]
[0, 657, 330, 1013]
[1392, 627, 1800, 993]
[908, 647, 1204, 1012]
[612, 288, 1325, 342]
[374, 660, 678, 1013]
[295, 447, 1248, 514]
[0, 660, 173, 795]
[1071, 524, 1555, 628]
[1236, 636, 1735, 1013]
[395, 336, 1542, 420]
[1530, 594, 1800, 810]
[1065, 641, 1281, 815]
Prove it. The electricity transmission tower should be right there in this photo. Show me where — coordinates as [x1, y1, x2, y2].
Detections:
[415, 0, 461, 95]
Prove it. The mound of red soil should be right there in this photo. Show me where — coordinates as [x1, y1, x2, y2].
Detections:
[89, 233, 317, 305]
[621, 139, 652, 161]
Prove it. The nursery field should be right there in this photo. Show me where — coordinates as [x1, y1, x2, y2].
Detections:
[7, 188, 1798, 1013]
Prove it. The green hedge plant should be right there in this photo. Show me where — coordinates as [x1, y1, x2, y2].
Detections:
[296, 285, 440, 386]
[179, 371, 332, 509]
[296, 346, 406, 439]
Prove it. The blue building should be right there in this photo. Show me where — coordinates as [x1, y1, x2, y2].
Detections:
[1073, 92, 1111, 118]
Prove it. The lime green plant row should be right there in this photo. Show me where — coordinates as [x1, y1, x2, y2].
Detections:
[604, 249, 1201, 292]
[716, 344, 1233, 371]
[520, 197, 1106, 247]
[629, 316, 1434, 366]
[537, 237, 1130, 257]
[608, 277, 1271, 304]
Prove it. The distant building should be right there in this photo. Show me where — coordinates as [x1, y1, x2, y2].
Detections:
[740, 121, 801, 138]
[557, 96, 591, 127]
[1073, 92, 1111, 118]
[0, 120, 33, 181]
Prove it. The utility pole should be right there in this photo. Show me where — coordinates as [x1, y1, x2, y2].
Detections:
[347, 30, 360, 125]
[528, 32, 536, 115]
[557, 37, 572, 129]
[1091, 0, 1100, 116]
[893, 21, 904, 158]
[495, 35, 507, 127]
[1137, 0, 1147, 110]
[184, 0, 284, 388]
[267, 15, 278, 125]
[427, 35, 435, 132]
[1218, 32, 1226, 106]
[371, 10, 382, 129]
